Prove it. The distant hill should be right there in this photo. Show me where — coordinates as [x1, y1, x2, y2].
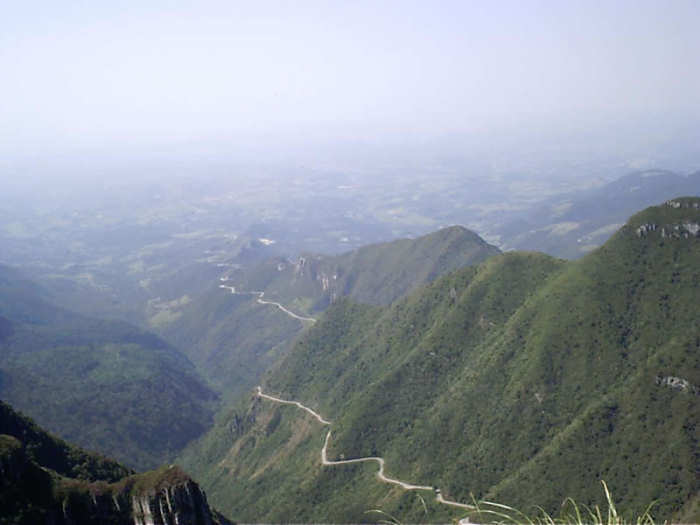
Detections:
[232, 225, 500, 310]
[158, 226, 499, 396]
[0, 401, 231, 525]
[496, 169, 700, 258]
[0, 264, 218, 469]
[180, 198, 699, 523]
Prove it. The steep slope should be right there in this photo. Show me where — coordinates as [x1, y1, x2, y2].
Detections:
[0, 401, 231, 525]
[0, 265, 218, 469]
[0, 400, 131, 482]
[159, 286, 302, 399]
[181, 198, 699, 523]
[496, 169, 700, 258]
[160, 225, 499, 396]
[231, 225, 499, 310]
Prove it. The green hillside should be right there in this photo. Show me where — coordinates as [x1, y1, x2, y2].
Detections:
[180, 198, 699, 523]
[0, 265, 218, 470]
[232, 224, 500, 310]
[159, 225, 499, 397]
[0, 401, 231, 525]
[0, 399, 131, 482]
[161, 288, 303, 398]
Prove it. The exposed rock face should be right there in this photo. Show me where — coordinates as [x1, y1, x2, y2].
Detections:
[635, 223, 658, 237]
[655, 375, 699, 395]
[634, 199, 700, 239]
[294, 256, 307, 276]
[681, 222, 700, 235]
[0, 437, 231, 525]
[131, 479, 218, 525]
[55, 474, 232, 525]
[634, 220, 700, 238]
[659, 222, 700, 239]
[633, 197, 700, 240]
[1, 402, 231, 525]
[666, 199, 700, 209]
[317, 270, 340, 302]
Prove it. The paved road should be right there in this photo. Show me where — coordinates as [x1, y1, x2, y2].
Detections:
[255, 387, 474, 512]
[256, 386, 331, 424]
[321, 431, 433, 491]
[219, 285, 317, 323]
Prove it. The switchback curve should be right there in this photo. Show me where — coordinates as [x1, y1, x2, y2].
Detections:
[219, 285, 316, 323]
[255, 386, 474, 513]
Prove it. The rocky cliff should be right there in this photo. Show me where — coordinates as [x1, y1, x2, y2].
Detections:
[0, 401, 232, 525]
[0, 435, 231, 525]
[130, 473, 224, 525]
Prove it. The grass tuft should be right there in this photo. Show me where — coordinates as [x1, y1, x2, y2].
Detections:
[463, 481, 658, 525]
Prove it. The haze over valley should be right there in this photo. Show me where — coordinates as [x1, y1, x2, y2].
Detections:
[1, 1, 699, 524]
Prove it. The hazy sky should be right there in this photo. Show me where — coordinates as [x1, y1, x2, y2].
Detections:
[2, 0, 700, 161]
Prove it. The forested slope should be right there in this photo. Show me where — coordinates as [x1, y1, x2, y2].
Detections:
[161, 225, 499, 396]
[0, 401, 231, 525]
[180, 198, 699, 523]
[0, 265, 217, 469]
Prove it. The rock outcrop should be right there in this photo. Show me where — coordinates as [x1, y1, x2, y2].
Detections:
[131, 475, 221, 525]
[0, 439, 233, 525]
[655, 375, 700, 395]
[632, 198, 700, 240]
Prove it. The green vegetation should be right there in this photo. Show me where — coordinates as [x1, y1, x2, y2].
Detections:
[459, 481, 657, 525]
[364, 481, 659, 525]
[179, 199, 699, 523]
[0, 266, 218, 469]
[234, 225, 500, 312]
[0, 434, 55, 525]
[0, 401, 231, 525]
[161, 225, 499, 398]
[0, 400, 131, 481]
[159, 285, 303, 398]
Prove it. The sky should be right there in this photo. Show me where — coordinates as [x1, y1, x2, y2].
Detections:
[1, 0, 700, 167]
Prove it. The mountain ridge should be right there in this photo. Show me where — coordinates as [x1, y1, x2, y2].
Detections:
[159, 225, 499, 397]
[229, 224, 499, 311]
[180, 198, 699, 523]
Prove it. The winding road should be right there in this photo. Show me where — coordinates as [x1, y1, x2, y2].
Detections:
[321, 430, 433, 491]
[219, 285, 316, 323]
[255, 386, 474, 513]
[256, 386, 331, 424]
